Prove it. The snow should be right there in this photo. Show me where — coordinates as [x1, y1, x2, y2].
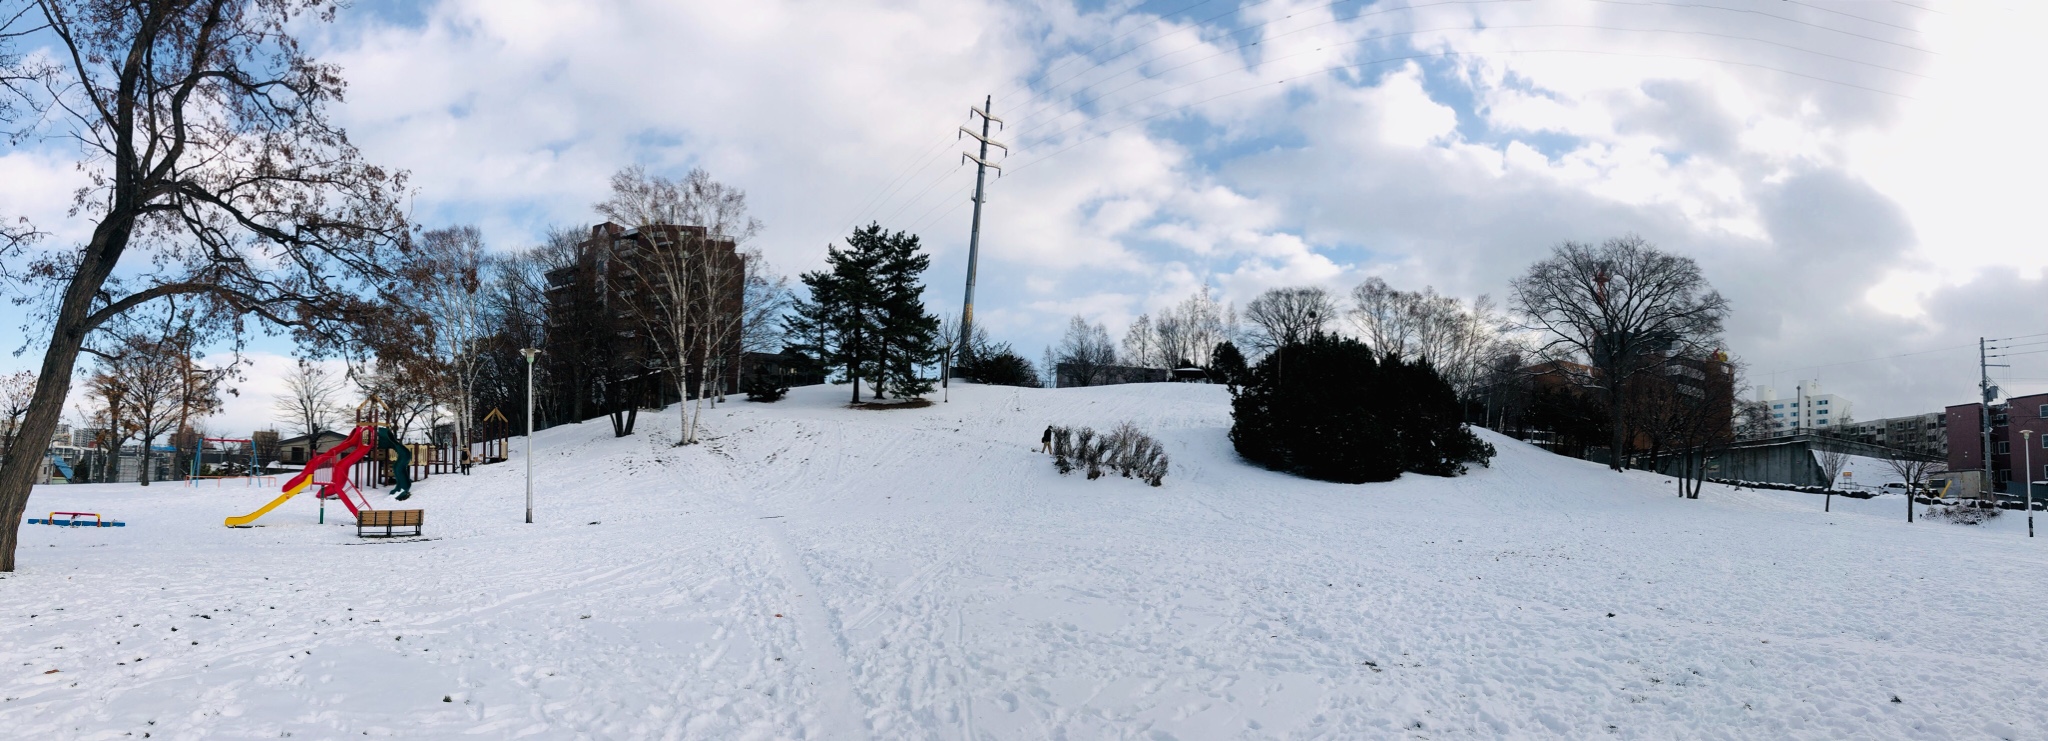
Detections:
[6, 382, 2048, 739]
[1811, 450, 1910, 491]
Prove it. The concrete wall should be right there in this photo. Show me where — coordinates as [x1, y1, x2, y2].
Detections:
[1655, 434, 1942, 489]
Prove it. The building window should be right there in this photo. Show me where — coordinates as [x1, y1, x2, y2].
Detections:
[1773, 404, 1783, 409]
[1818, 409, 1829, 415]
[1818, 400, 1828, 405]
[1998, 441, 2011, 454]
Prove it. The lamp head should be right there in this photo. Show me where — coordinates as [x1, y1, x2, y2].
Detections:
[521, 348, 540, 362]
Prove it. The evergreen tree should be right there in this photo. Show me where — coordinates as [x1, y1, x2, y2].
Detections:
[1229, 334, 1493, 483]
[1209, 341, 1250, 390]
[869, 227, 941, 399]
[787, 225, 884, 403]
[784, 223, 939, 402]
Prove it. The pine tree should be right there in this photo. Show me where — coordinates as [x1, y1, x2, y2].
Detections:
[784, 223, 939, 402]
[787, 225, 885, 403]
[870, 227, 940, 399]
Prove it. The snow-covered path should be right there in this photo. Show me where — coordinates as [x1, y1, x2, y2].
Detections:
[5, 383, 2047, 739]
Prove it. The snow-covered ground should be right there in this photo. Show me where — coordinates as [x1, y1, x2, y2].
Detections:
[6, 382, 2048, 739]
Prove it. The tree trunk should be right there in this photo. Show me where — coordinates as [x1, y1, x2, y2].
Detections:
[1607, 378, 1628, 472]
[684, 376, 700, 446]
[139, 435, 155, 486]
[0, 317, 95, 572]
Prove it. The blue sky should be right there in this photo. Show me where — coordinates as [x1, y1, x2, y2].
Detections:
[4, 0, 2046, 435]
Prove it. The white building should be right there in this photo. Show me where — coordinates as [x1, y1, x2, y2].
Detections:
[1760, 380, 1853, 434]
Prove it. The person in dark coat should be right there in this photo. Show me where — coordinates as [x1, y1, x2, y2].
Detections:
[1040, 426, 1053, 454]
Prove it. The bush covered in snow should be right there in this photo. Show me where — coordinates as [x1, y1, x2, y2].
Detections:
[1930, 501, 2002, 525]
[1048, 422, 1169, 486]
[1228, 334, 1494, 483]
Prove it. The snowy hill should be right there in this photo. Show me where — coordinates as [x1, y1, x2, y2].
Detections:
[6, 382, 2048, 739]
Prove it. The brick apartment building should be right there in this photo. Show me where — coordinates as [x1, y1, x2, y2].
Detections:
[543, 222, 745, 423]
[1946, 392, 2048, 495]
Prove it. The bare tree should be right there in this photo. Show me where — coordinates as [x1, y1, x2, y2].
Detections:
[1121, 314, 1161, 369]
[1348, 277, 1421, 359]
[1733, 398, 1776, 441]
[1883, 451, 1945, 523]
[1347, 277, 1508, 400]
[1510, 235, 1730, 472]
[273, 361, 346, 440]
[1244, 287, 1336, 352]
[251, 429, 282, 472]
[597, 166, 761, 445]
[0, 371, 33, 459]
[411, 226, 488, 452]
[1817, 446, 1852, 513]
[0, 1, 410, 571]
[1054, 316, 1118, 387]
[1152, 286, 1236, 367]
[91, 332, 197, 486]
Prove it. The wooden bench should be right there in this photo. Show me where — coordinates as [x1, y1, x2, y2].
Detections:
[357, 509, 424, 538]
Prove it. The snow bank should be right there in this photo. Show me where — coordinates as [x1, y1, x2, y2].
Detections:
[5, 382, 2046, 739]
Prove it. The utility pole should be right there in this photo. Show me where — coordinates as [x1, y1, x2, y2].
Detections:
[2022, 429, 2035, 537]
[957, 95, 1007, 371]
[522, 348, 539, 524]
[1981, 337, 2007, 498]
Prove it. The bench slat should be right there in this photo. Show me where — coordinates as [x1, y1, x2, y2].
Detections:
[355, 509, 423, 536]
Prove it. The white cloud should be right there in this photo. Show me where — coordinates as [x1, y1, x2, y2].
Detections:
[8, 0, 2045, 424]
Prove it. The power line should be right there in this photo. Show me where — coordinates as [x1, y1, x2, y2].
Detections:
[1781, 0, 1927, 34]
[1766, 342, 1977, 375]
[829, 122, 968, 239]
[1586, 0, 1937, 54]
[1889, 1, 1943, 14]
[1004, 45, 1915, 178]
[1008, 19, 1926, 147]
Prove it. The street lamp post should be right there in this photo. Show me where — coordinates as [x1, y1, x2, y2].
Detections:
[522, 348, 540, 524]
[2023, 429, 2036, 538]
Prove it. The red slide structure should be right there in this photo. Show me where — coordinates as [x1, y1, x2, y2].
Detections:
[224, 425, 378, 527]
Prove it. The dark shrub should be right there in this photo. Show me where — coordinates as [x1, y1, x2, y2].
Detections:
[1209, 341, 1250, 390]
[744, 366, 790, 402]
[959, 348, 1041, 387]
[1228, 334, 1494, 483]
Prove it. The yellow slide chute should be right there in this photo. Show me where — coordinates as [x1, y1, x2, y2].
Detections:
[223, 478, 314, 527]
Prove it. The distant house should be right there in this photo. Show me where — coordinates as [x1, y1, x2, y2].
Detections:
[276, 430, 350, 466]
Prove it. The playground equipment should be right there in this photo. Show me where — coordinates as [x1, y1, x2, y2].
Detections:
[477, 408, 511, 463]
[29, 511, 126, 527]
[191, 437, 258, 479]
[224, 424, 408, 527]
[45, 452, 76, 483]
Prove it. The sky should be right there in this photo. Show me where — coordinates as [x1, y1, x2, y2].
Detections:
[3, 0, 2046, 437]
